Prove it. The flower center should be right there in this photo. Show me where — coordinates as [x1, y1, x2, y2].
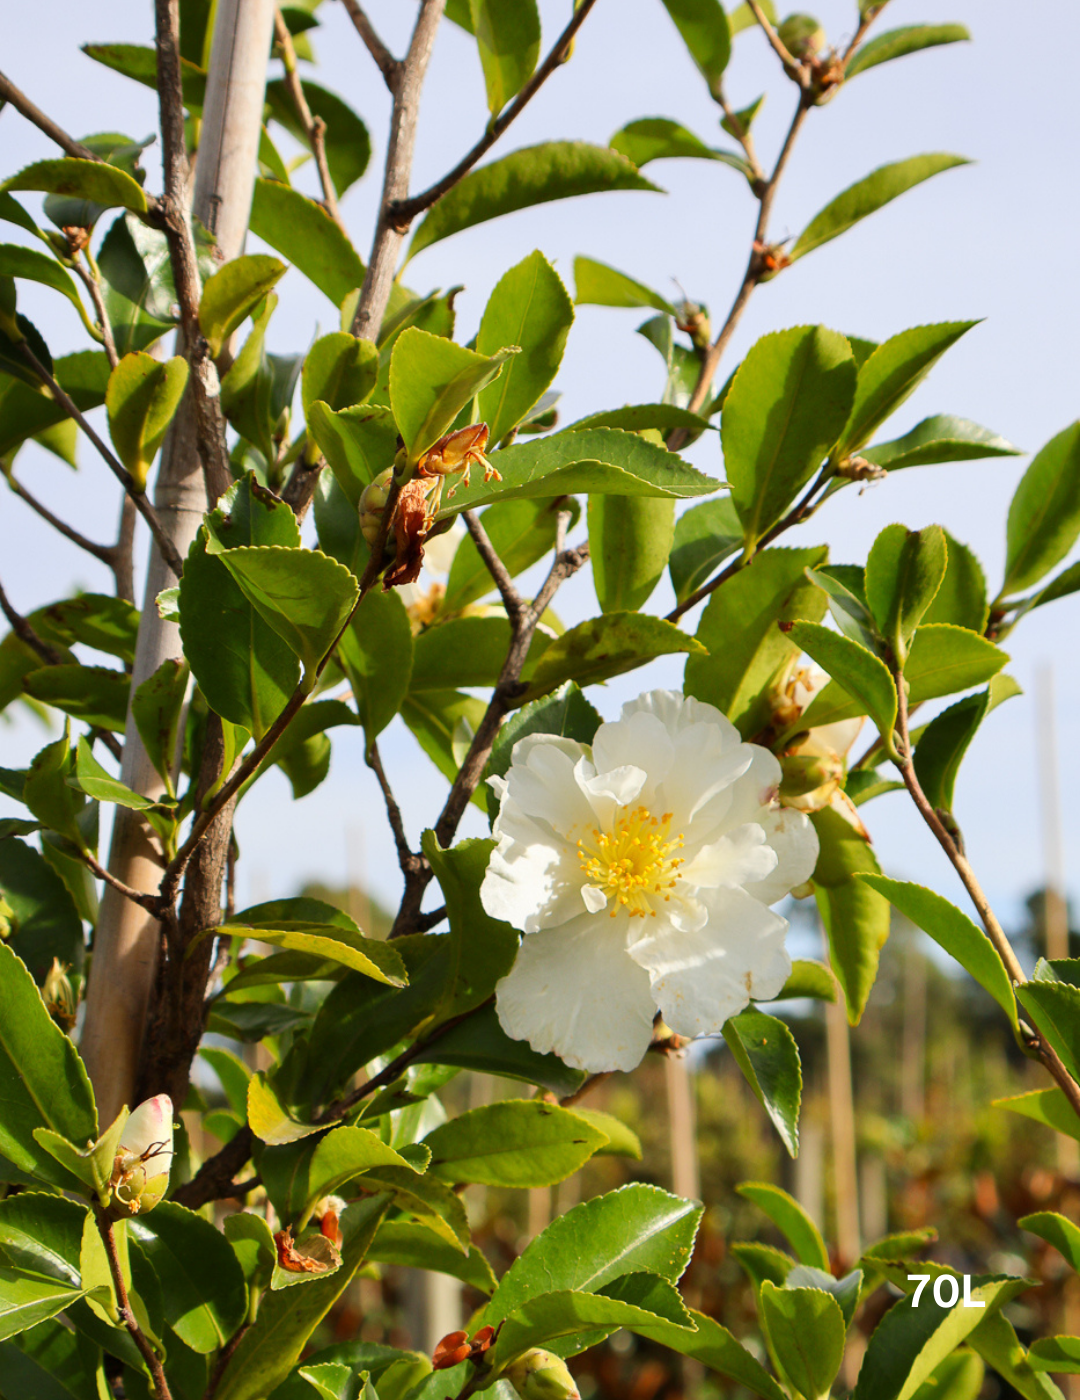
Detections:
[577, 806, 686, 918]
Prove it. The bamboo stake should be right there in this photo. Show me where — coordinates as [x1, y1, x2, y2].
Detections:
[825, 980, 861, 1264]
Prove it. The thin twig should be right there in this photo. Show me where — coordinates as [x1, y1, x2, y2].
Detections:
[273, 8, 346, 230]
[462, 509, 523, 616]
[391, 0, 602, 223]
[73, 261, 120, 370]
[892, 669, 1080, 1118]
[16, 342, 185, 578]
[841, 10, 878, 65]
[746, 0, 802, 75]
[204, 1324, 251, 1400]
[367, 740, 417, 876]
[95, 1208, 173, 1400]
[4, 475, 115, 564]
[0, 577, 65, 664]
[561, 1073, 611, 1108]
[0, 70, 102, 161]
[82, 846, 164, 915]
[338, 0, 399, 90]
[713, 86, 765, 185]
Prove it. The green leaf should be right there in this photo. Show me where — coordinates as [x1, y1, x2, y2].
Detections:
[622, 1305, 788, 1400]
[778, 960, 836, 1001]
[22, 732, 87, 848]
[401, 689, 488, 796]
[367, 1222, 498, 1294]
[104, 351, 189, 488]
[921, 532, 989, 632]
[249, 179, 366, 308]
[722, 326, 856, 545]
[668, 497, 742, 604]
[469, 0, 541, 116]
[737, 1183, 829, 1270]
[787, 1266, 863, 1329]
[722, 1010, 802, 1158]
[0, 1267, 94, 1342]
[846, 24, 970, 79]
[485, 682, 601, 818]
[247, 1073, 324, 1146]
[913, 675, 1019, 814]
[265, 80, 370, 197]
[0, 837, 83, 986]
[409, 616, 527, 692]
[658, 0, 731, 89]
[260, 1125, 416, 1225]
[81, 42, 208, 108]
[1001, 422, 1080, 596]
[212, 1198, 388, 1400]
[434, 426, 718, 518]
[589, 496, 676, 613]
[0, 1191, 84, 1285]
[0, 943, 97, 1188]
[685, 546, 827, 738]
[0, 243, 95, 338]
[415, 1002, 587, 1098]
[22, 666, 127, 733]
[215, 922, 405, 987]
[609, 119, 744, 172]
[865, 523, 948, 662]
[858, 876, 1018, 1029]
[443, 497, 579, 613]
[485, 1183, 701, 1329]
[1016, 981, 1080, 1083]
[129, 1202, 246, 1354]
[0, 193, 44, 241]
[310, 402, 398, 507]
[968, 1312, 1064, 1400]
[302, 334, 378, 418]
[421, 833, 519, 1018]
[351, 1167, 469, 1252]
[131, 659, 189, 793]
[811, 805, 891, 1022]
[1029, 1338, 1080, 1375]
[407, 143, 661, 261]
[32, 593, 138, 663]
[573, 256, 675, 315]
[389, 328, 517, 464]
[569, 404, 710, 441]
[1020, 1212, 1080, 1272]
[572, 1110, 642, 1160]
[214, 546, 359, 680]
[198, 254, 286, 358]
[862, 414, 1021, 473]
[994, 1087, 1080, 1143]
[337, 588, 413, 745]
[1029, 559, 1080, 612]
[791, 156, 970, 263]
[96, 213, 177, 356]
[834, 323, 978, 461]
[1, 159, 148, 215]
[786, 621, 897, 742]
[477, 251, 573, 445]
[759, 1282, 845, 1400]
[422, 1100, 608, 1188]
[72, 737, 169, 819]
[519, 612, 704, 702]
[797, 625, 1008, 732]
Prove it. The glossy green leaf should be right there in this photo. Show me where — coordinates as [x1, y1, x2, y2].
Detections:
[913, 675, 1019, 814]
[685, 546, 827, 738]
[0, 193, 43, 240]
[786, 621, 897, 741]
[1029, 1338, 1080, 1375]
[723, 1010, 802, 1157]
[260, 1125, 415, 1224]
[215, 922, 405, 987]
[796, 625, 1008, 732]
[737, 1183, 829, 1270]
[213, 1198, 388, 1400]
[0, 351, 109, 459]
[435, 426, 718, 518]
[104, 351, 189, 488]
[389, 328, 516, 464]
[1, 159, 148, 215]
[668, 496, 742, 603]
[198, 254, 286, 358]
[407, 143, 661, 261]
[469, 0, 541, 115]
[573, 256, 675, 315]
[866, 522, 948, 661]
[846, 24, 970, 79]
[265, 80, 370, 197]
[0, 243, 94, 337]
[23, 665, 128, 733]
[410, 615, 525, 692]
[1016, 981, 1080, 1082]
[415, 1002, 586, 1097]
[609, 118, 744, 173]
[0, 1268, 94, 1342]
[219, 291, 280, 462]
[759, 1282, 845, 1400]
[993, 1087, 1080, 1143]
[0, 1191, 85, 1288]
[921, 532, 989, 631]
[309, 403, 398, 507]
[572, 1109, 642, 1160]
[351, 1166, 468, 1252]
[967, 1311, 1064, 1400]
[22, 732, 87, 848]
[477, 251, 573, 445]
[336, 588, 413, 745]
[401, 689, 488, 795]
[859, 875, 1017, 1029]
[485, 682, 601, 813]
[589, 496, 676, 613]
[97, 213, 176, 356]
[791, 155, 970, 263]
[0, 838, 83, 986]
[72, 738, 170, 822]
[131, 658, 188, 793]
[302, 334, 378, 417]
[658, 0, 731, 89]
[570, 404, 710, 440]
[519, 612, 703, 702]
[485, 1183, 702, 1324]
[249, 179, 366, 308]
[811, 804, 891, 1022]
[778, 960, 836, 1001]
[82, 42, 207, 108]
[443, 497, 579, 613]
[723, 326, 856, 544]
[0, 943, 97, 1188]
[367, 1222, 498, 1294]
[1030, 559, 1080, 612]
[422, 1100, 607, 1188]
[247, 1074, 324, 1147]
[1002, 422, 1080, 596]
[130, 1202, 246, 1354]
[1020, 1211, 1080, 1273]
[862, 414, 1020, 473]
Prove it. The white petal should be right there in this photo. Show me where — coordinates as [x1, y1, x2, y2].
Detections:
[495, 913, 656, 1073]
[680, 823, 779, 889]
[577, 761, 647, 827]
[744, 806, 820, 906]
[502, 735, 592, 833]
[630, 887, 790, 1038]
[658, 723, 754, 833]
[592, 711, 674, 806]
[482, 807, 584, 934]
[622, 689, 741, 741]
[582, 885, 607, 913]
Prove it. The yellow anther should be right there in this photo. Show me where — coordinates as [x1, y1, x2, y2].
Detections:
[578, 806, 685, 919]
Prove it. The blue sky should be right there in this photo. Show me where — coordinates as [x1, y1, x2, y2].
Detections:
[2, 0, 1078, 931]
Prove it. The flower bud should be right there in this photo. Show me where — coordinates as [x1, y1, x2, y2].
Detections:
[42, 957, 78, 1032]
[505, 1350, 580, 1400]
[109, 1094, 174, 1215]
[777, 13, 826, 58]
[359, 467, 394, 547]
[0, 894, 15, 940]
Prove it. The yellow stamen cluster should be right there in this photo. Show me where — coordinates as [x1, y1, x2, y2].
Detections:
[577, 807, 685, 918]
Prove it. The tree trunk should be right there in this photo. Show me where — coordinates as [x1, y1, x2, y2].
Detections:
[81, 0, 275, 1125]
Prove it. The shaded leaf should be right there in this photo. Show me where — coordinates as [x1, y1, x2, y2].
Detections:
[786, 621, 896, 742]
[862, 413, 1020, 472]
[389, 328, 517, 464]
[105, 352, 189, 488]
[1002, 422, 1080, 596]
[658, 0, 731, 89]
[265, 80, 370, 197]
[759, 1282, 846, 1400]
[668, 496, 742, 604]
[519, 612, 704, 702]
[723, 1010, 802, 1157]
[737, 1183, 829, 1270]
[811, 805, 891, 1022]
[573, 256, 675, 315]
[846, 24, 970, 79]
[249, 179, 366, 308]
[422, 1100, 608, 1188]
[469, 0, 541, 116]
[1, 159, 148, 216]
[199, 254, 286, 358]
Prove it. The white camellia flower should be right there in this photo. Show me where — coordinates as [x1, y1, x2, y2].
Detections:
[482, 690, 820, 1073]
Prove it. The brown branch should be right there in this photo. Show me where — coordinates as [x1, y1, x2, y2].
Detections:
[16, 342, 186, 577]
[463, 509, 523, 615]
[367, 740, 417, 875]
[81, 845, 164, 915]
[338, 0, 400, 90]
[205, 1324, 251, 1400]
[391, 0, 602, 223]
[746, 0, 803, 76]
[892, 667, 1080, 1119]
[273, 8, 346, 230]
[560, 1073, 611, 1108]
[280, 454, 324, 520]
[95, 1207, 173, 1400]
[0, 577, 65, 665]
[73, 261, 120, 370]
[712, 86, 765, 185]
[0, 69, 101, 160]
[4, 472, 116, 565]
[351, 0, 446, 341]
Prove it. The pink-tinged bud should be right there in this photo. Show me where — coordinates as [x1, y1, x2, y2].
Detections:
[110, 1094, 174, 1215]
[505, 1350, 580, 1400]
